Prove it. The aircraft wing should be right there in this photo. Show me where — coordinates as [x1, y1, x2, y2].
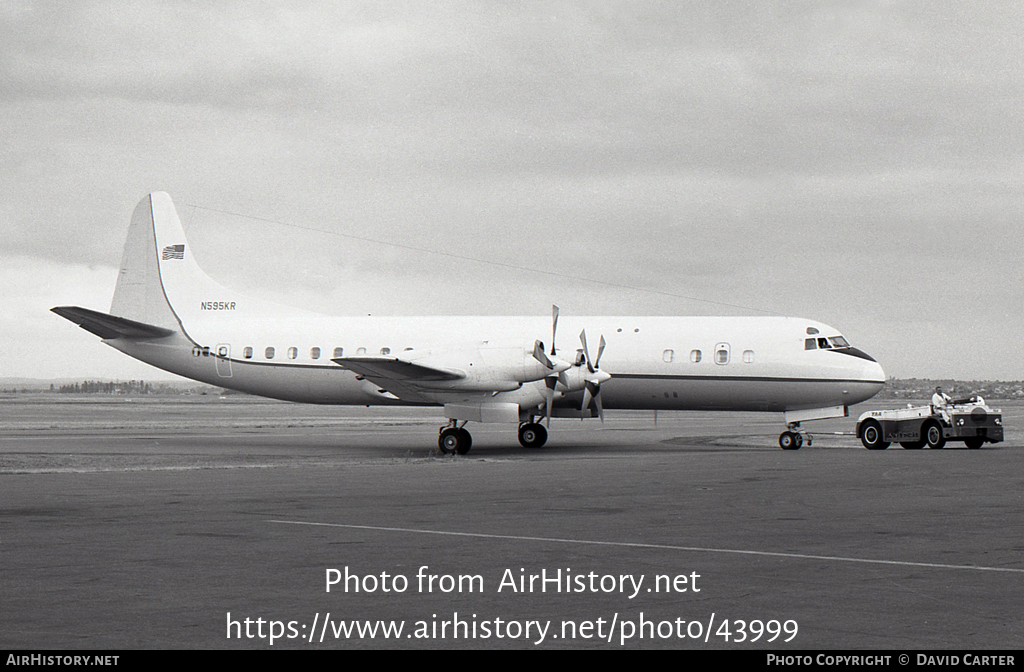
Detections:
[331, 355, 466, 404]
[51, 306, 176, 340]
[331, 356, 464, 382]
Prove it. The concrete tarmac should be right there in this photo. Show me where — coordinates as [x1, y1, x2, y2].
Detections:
[1, 396, 1022, 649]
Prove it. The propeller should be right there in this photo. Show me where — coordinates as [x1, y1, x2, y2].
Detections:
[579, 329, 611, 421]
[530, 307, 610, 426]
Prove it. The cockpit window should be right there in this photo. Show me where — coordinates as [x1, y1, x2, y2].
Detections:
[828, 336, 850, 348]
[817, 337, 831, 349]
[805, 338, 816, 350]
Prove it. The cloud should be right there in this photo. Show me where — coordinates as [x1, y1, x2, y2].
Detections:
[2, 2, 1023, 378]
[0, 255, 181, 379]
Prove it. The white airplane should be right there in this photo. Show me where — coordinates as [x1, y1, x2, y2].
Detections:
[53, 192, 885, 454]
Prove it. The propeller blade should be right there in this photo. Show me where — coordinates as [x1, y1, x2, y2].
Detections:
[544, 376, 557, 428]
[581, 382, 593, 413]
[580, 330, 594, 373]
[532, 340, 552, 369]
[550, 305, 559, 356]
[595, 335, 606, 369]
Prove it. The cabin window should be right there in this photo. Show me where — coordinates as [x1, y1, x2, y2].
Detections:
[310, 347, 320, 359]
[690, 349, 702, 363]
[265, 347, 275, 359]
[287, 347, 297, 360]
[380, 347, 391, 355]
[356, 347, 367, 355]
[333, 347, 344, 358]
[743, 350, 754, 364]
[805, 338, 817, 350]
[218, 346, 228, 357]
[663, 349, 674, 363]
[243, 347, 253, 359]
[715, 343, 730, 365]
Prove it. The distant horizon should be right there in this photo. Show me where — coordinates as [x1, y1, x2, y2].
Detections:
[6, 375, 1024, 387]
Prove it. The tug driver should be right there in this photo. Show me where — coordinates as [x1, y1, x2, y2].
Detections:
[932, 386, 952, 414]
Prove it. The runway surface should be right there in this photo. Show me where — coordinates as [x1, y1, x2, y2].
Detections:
[1, 395, 1022, 649]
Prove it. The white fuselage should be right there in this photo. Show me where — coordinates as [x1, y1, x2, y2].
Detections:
[108, 313, 885, 413]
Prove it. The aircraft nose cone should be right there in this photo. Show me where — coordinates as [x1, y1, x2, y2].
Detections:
[859, 358, 886, 400]
[868, 358, 885, 384]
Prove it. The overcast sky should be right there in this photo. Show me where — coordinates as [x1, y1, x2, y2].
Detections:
[2, 1, 1022, 381]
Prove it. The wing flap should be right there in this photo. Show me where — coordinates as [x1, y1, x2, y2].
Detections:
[51, 306, 176, 340]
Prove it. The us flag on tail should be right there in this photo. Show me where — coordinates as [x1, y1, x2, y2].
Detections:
[162, 244, 184, 260]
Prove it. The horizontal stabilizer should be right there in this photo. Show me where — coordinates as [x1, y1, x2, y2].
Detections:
[331, 356, 464, 382]
[51, 306, 176, 340]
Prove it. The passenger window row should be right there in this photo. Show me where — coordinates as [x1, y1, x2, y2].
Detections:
[238, 346, 403, 361]
[662, 347, 755, 365]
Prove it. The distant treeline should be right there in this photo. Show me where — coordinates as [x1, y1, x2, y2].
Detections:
[54, 380, 153, 394]
[1, 381, 218, 395]
[879, 378, 1024, 400]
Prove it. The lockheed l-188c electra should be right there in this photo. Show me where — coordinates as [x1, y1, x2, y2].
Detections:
[53, 193, 885, 454]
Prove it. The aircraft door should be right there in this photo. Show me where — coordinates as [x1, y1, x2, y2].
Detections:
[215, 343, 233, 378]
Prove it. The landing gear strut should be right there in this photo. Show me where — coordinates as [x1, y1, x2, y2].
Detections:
[779, 423, 811, 450]
[438, 421, 472, 455]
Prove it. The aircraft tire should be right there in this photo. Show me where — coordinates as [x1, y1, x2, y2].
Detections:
[778, 432, 801, 450]
[923, 421, 946, 450]
[455, 428, 472, 455]
[518, 422, 548, 448]
[859, 420, 889, 450]
[439, 428, 471, 455]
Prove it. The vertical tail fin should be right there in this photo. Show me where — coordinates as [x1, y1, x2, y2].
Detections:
[109, 193, 182, 331]
[110, 192, 301, 343]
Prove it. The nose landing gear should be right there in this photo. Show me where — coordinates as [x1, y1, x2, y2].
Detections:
[779, 423, 812, 450]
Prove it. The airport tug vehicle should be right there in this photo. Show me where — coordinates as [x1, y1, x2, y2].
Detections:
[856, 398, 1003, 450]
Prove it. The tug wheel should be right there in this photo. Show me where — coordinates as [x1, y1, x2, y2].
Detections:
[923, 422, 946, 450]
[859, 420, 889, 450]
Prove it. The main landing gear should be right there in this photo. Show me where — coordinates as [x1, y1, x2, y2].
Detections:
[437, 420, 551, 455]
[438, 421, 472, 455]
[518, 422, 548, 448]
[778, 423, 812, 450]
